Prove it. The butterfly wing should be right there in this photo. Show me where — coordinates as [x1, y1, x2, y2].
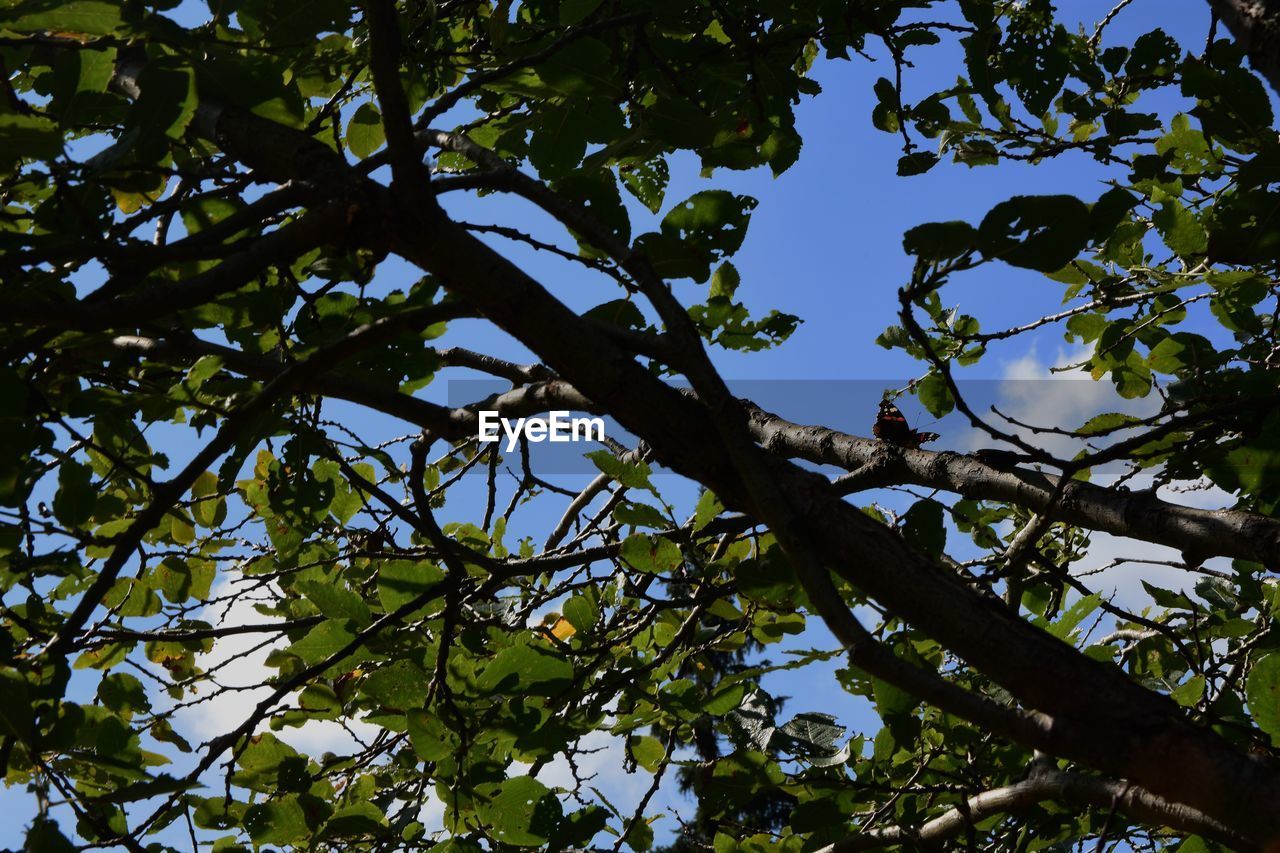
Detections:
[873, 401, 914, 445]
[911, 430, 941, 448]
[875, 401, 939, 448]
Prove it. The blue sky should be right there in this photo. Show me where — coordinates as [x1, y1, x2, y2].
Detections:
[4, 1, 1231, 847]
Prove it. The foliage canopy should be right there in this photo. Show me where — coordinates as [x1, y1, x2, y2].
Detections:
[3, 0, 1280, 850]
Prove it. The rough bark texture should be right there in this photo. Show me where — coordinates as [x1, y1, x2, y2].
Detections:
[743, 402, 1280, 567]
[818, 764, 1252, 851]
[1210, 0, 1280, 95]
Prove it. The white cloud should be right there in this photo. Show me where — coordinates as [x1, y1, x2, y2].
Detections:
[170, 571, 378, 757]
[962, 347, 1244, 614]
[959, 342, 1159, 464]
[1000, 342, 1091, 382]
[510, 719, 694, 843]
[1070, 531, 1190, 608]
[1072, 479, 1240, 611]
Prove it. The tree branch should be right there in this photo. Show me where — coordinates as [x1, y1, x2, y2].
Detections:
[820, 763, 1252, 851]
[743, 401, 1280, 567]
[1207, 0, 1280, 95]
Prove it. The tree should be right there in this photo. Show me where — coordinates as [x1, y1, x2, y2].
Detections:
[1, 0, 1279, 849]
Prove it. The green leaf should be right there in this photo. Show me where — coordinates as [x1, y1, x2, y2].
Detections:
[299, 684, 341, 716]
[0, 114, 63, 170]
[661, 190, 757, 258]
[1089, 187, 1139, 243]
[559, 0, 603, 25]
[703, 682, 746, 716]
[1077, 412, 1142, 436]
[478, 643, 574, 696]
[693, 490, 724, 531]
[1112, 356, 1152, 400]
[361, 660, 427, 710]
[321, 802, 387, 840]
[901, 500, 945, 559]
[619, 534, 682, 574]
[1138, 338, 1173, 379]
[585, 449, 653, 491]
[187, 355, 223, 389]
[477, 776, 562, 847]
[897, 152, 939, 176]
[0, 668, 32, 739]
[917, 374, 954, 418]
[1247, 654, 1280, 745]
[53, 460, 95, 528]
[978, 195, 1091, 272]
[710, 262, 739, 299]
[289, 620, 355, 665]
[902, 221, 976, 260]
[762, 125, 803, 176]
[191, 470, 226, 528]
[777, 711, 848, 764]
[346, 103, 385, 159]
[628, 735, 666, 773]
[98, 672, 150, 715]
[6, 0, 123, 35]
[529, 106, 590, 178]
[377, 559, 444, 612]
[871, 77, 900, 133]
[296, 579, 371, 626]
[244, 795, 312, 845]
[1153, 201, 1207, 258]
[196, 51, 305, 128]
[1141, 581, 1197, 611]
[23, 819, 76, 853]
[1207, 189, 1280, 264]
[626, 817, 655, 852]
[538, 38, 616, 97]
[1066, 312, 1107, 344]
[1171, 675, 1206, 708]
[1046, 593, 1102, 641]
[153, 557, 214, 604]
[613, 500, 668, 529]
[620, 159, 669, 214]
[554, 806, 611, 848]
[562, 594, 597, 634]
[235, 732, 301, 790]
[171, 512, 195, 545]
[103, 578, 162, 618]
[872, 676, 919, 721]
[406, 710, 453, 761]
[127, 64, 198, 146]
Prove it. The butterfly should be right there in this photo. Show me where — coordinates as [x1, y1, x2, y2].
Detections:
[873, 400, 940, 449]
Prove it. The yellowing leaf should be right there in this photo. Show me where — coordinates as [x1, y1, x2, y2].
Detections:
[550, 617, 576, 641]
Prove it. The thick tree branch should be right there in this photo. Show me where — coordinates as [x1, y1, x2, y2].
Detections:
[102, 331, 1280, 571]
[1208, 0, 1280, 95]
[743, 402, 1280, 567]
[100, 333, 585, 442]
[819, 763, 1252, 851]
[362, 0, 431, 190]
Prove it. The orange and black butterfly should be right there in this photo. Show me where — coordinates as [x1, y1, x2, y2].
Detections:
[873, 400, 940, 449]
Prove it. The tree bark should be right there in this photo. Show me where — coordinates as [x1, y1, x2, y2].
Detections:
[818, 764, 1252, 851]
[1208, 0, 1280, 95]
